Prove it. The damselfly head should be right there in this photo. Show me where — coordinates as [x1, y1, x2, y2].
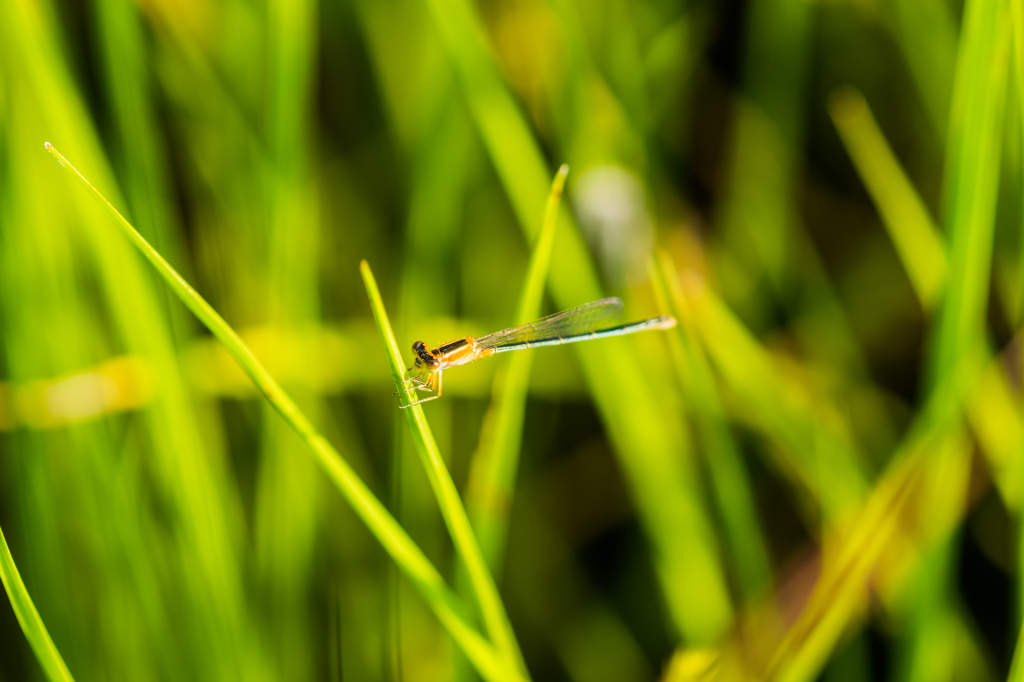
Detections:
[412, 341, 440, 369]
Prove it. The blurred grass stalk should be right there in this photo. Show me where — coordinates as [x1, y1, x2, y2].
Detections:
[43, 143, 519, 682]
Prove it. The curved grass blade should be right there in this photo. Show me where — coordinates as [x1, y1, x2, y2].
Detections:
[0, 525, 75, 682]
[360, 260, 529, 679]
[42, 142, 515, 682]
[465, 164, 568, 573]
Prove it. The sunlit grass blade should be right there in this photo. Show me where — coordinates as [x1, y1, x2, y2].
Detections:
[359, 260, 528, 679]
[42, 142, 515, 682]
[0, 525, 75, 682]
[828, 87, 947, 309]
[422, 0, 734, 643]
[465, 164, 568, 573]
[650, 250, 771, 603]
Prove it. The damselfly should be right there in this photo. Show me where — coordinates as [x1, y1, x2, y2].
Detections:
[400, 297, 675, 408]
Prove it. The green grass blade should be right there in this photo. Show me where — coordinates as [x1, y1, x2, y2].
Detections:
[465, 164, 568, 573]
[42, 143, 515, 682]
[829, 79, 1024, 516]
[0, 525, 75, 682]
[422, 0, 734, 642]
[359, 260, 528, 679]
[650, 250, 772, 603]
[828, 87, 947, 309]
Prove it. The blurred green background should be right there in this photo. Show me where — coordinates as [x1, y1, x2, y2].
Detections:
[0, 0, 1021, 679]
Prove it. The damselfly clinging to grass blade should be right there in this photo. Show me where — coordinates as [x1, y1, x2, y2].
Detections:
[400, 297, 676, 408]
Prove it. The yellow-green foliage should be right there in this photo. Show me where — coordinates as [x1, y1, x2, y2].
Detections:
[0, 0, 1022, 680]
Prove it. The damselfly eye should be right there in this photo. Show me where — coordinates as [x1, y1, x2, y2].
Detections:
[413, 341, 436, 366]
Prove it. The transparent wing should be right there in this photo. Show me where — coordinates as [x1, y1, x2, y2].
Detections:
[475, 298, 624, 350]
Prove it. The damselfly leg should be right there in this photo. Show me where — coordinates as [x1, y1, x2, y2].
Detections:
[399, 370, 443, 408]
